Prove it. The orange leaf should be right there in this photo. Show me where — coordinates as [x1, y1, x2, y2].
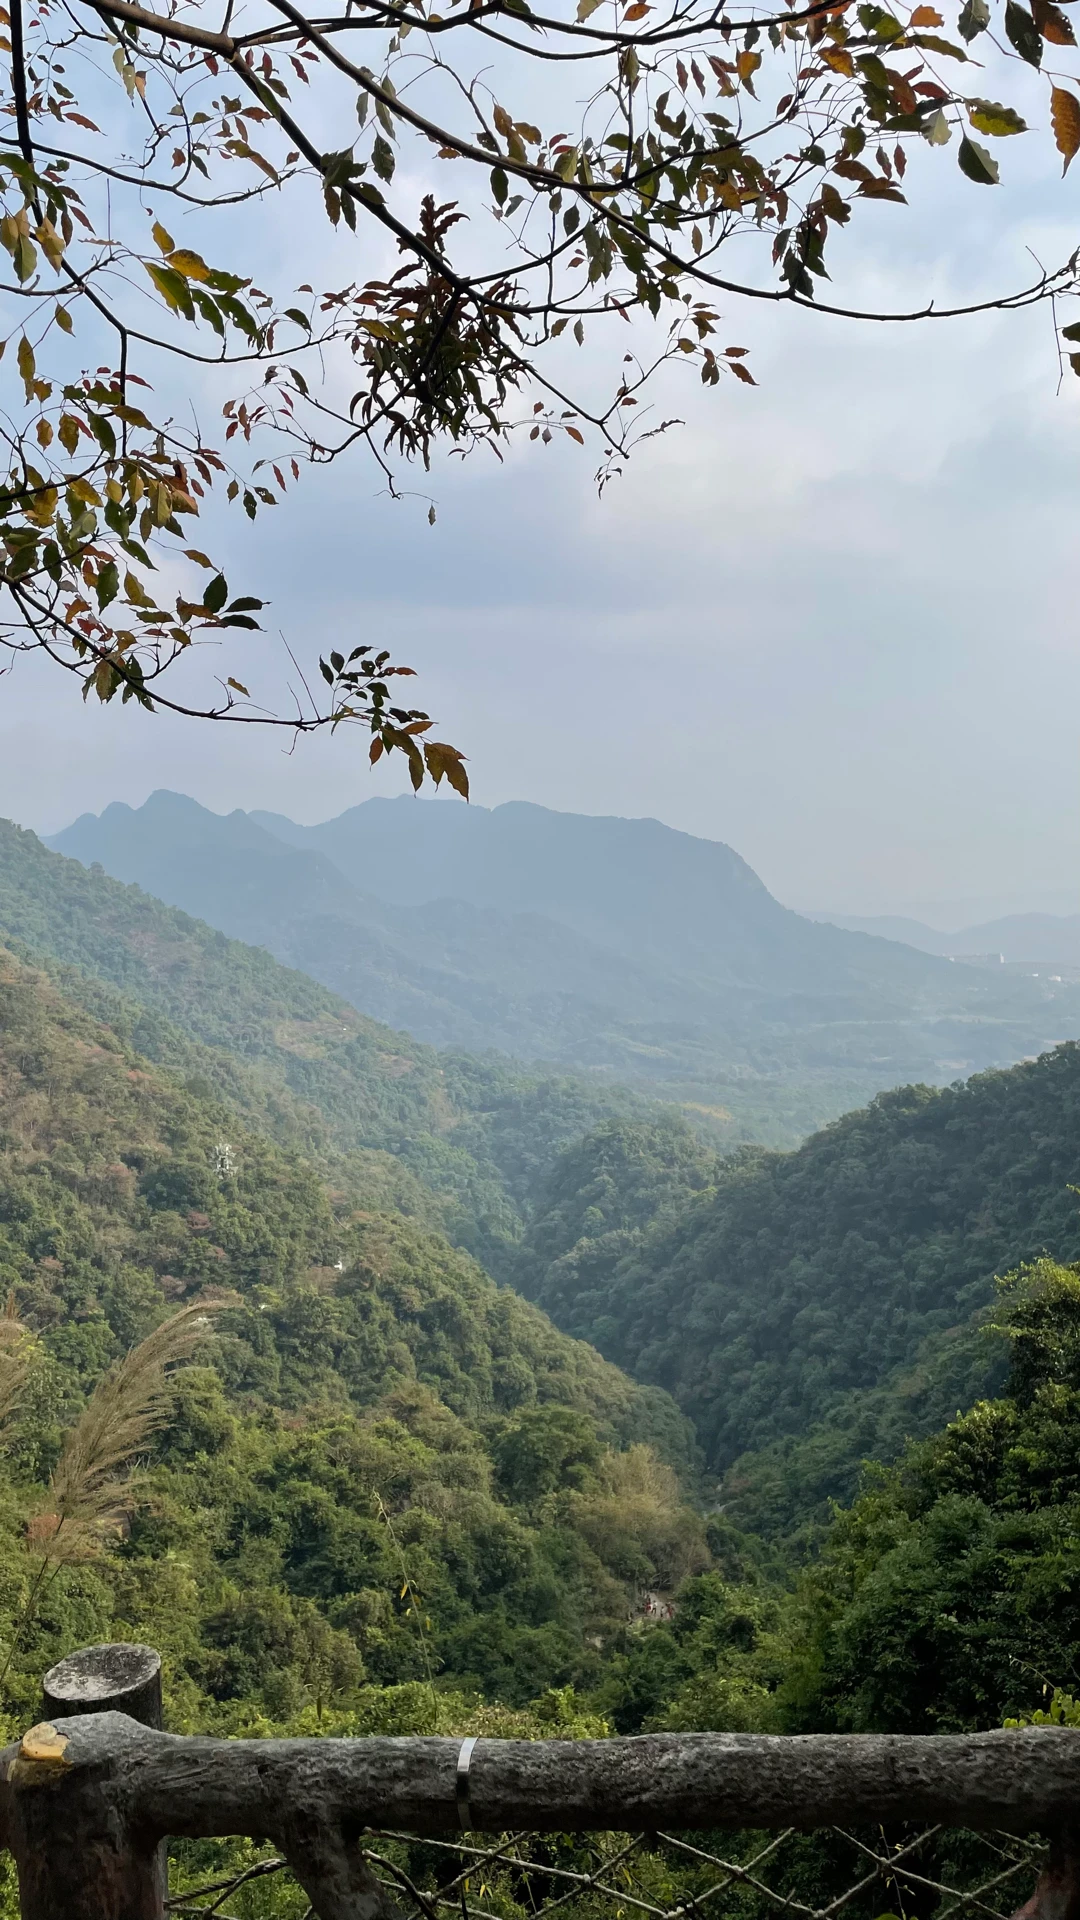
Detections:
[1051, 84, 1080, 171]
[910, 5, 944, 21]
[1033, 0, 1075, 41]
[820, 43, 856, 74]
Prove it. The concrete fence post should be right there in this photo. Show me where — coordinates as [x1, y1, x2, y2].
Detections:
[9, 1644, 166, 1920]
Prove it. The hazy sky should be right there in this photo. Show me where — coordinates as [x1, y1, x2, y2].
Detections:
[3, 75, 1079, 927]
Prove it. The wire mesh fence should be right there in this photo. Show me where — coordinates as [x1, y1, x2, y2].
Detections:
[166, 1822, 1044, 1920]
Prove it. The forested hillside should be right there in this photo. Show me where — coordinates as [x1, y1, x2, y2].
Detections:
[47, 792, 1080, 1134]
[4, 851, 1080, 1807]
[0, 816, 658, 1278]
[8, 806, 1080, 1786]
[515, 1050, 1080, 1529]
[787, 1258, 1080, 1733]
[583, 1259, 1080, 1738]
[0, 944, 702, 1734]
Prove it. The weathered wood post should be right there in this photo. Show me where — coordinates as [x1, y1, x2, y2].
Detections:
[42, 1642, 163, 1730]
[8, 1644, 167, 1920]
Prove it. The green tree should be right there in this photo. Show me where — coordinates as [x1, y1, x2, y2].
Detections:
[0, 942, 710, 1725]
[787, 1259, 1080, 1733]
[493, 1406, 603, 1505]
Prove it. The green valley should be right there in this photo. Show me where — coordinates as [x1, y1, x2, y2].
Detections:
[0, 943, 701, 1735]
[512, 1048, 1080, 1538]
[2, 796, 1080, 1853]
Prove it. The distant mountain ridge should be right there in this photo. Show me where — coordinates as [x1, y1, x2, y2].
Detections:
[47, 791, 1080, 1135]
[58, 791, 939, 995]
[0, 812, 670, 1281]
[815, 908, 1080, 967]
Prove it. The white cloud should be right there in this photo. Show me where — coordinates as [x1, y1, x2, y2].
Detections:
[2, 49, 1078, 921]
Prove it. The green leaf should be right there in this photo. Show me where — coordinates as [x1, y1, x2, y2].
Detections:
[857, 4, 904, 35]
[857, 51, 892, 88]
[204, 267, 247, 295]
[145, 260, 195, 320]
[1004, 0, 1042, 63]
[958, 0, 990, 38]
[113, 404, 153, 429]
[12, 232, 36, 282]
[16, 335, 35, 395]
[88, 416, 118, 461]
[216, 295, 261, 344]
[96, 560, 119, 610]
[966, 98, 1027, 135]
[203, 573, 228, 613]
[924, 107, 952, 143]
[190, 287, 226, 337]
[372, 135, 395, 182]
[957, 133, 1000, 181]
[908, 32, 968, 56]
[490, 166, 509, 205]
[576, 0, 604, 17]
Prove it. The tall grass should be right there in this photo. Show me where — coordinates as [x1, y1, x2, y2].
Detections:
[0, 1298, 224, 1697]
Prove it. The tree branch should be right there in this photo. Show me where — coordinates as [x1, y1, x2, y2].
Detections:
[3, 1713, 1080, 1845]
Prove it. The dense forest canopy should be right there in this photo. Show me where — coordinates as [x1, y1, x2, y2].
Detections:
[5, 925, 1079, 1749]
[787, 1259, 1080, 1733]
[11, 799, 1080, 1551]
[0, 944, 705, 1733]
[513, 1048, 1080, 1530]
[4, 796, 1080, 1920]
[577, 1258, 1080, 1740]
[0, 814, 665, 1274]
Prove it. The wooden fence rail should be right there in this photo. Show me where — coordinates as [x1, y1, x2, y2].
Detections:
[2, 1645, 1078, 1920]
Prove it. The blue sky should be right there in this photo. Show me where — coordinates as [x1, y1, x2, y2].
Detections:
[2, 60, 1078, 927]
